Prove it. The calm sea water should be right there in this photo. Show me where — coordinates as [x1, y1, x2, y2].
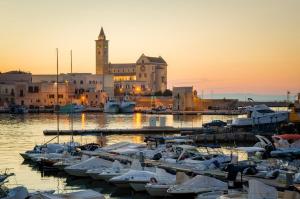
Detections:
[0, 113, 238, 198]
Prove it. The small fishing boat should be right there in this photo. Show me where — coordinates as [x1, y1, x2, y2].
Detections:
[103, 99, 119, 113]
[167, 175, 228, 197]
[119, 99, 136, 113]
[95, 160, 129, 181]
[64, 157, 111, 177]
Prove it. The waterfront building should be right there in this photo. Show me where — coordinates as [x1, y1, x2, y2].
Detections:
[95, 27, 168, 95]
[0, 71, 112, 108]
[172, 86, 199, 111]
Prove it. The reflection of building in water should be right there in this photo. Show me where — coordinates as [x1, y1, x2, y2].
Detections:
[81, 113, 86, 129]
[133, 113, 142, 128]
[132, 135, 144, 143]
[96, 136, 107, 147]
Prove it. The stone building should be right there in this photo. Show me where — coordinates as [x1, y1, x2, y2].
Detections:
[95, 27, 168, 95]
[172, 87, 196, 111]
[0, 71, 111, 108]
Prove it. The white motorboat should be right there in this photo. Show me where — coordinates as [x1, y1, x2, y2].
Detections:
[109, 160, 155, 190]
[231, 104, 288, 127]
[103, 99, 119, 113]
[0, 186, 29, 199]
[95, 160, 129, 182]
[167, 175, 227, 197]
[85, 159, 113, 179]
[64, 157, 111, 177]
[119, 99, 136, 113]
[53, 155, 89, 171]
[218, 179, 277, 199]
[20, 142, 80, 161]
[29, 189, 105, 199]
[145, 168, 176, 197]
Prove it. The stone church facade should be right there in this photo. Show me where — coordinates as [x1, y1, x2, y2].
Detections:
[95, 27, 167, 95]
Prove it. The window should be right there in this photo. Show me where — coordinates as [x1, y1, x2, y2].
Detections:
[95, 95, 98, 98]
[139, 73, 142, 78]
[89, 81, 92, 84]
[34, 86, 39, 93]
[58, 94, 63, 99]
[49, 94, 55, 99]
[73, 80, 76, 84]
[144, 73, 147, 78]
[80, 80, 83, 84]
[10, 89, 14, 96]
[5, 88, 8, 94]
[257, 110, 275, 114]
[20, 90, 24, 97]
[28, 86, 33, 93]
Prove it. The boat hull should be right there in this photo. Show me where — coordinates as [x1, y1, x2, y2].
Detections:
[120, 104, 135, 113]
[145, 184, 171, 197]
[104, 105, 119, 113]
[64, 168, 88, 177]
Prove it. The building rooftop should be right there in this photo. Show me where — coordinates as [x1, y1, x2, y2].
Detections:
[3, 70, 31, 74]
[144, 55, 167, 64]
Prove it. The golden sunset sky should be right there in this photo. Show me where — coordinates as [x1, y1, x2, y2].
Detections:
[0, 0, 299, 96]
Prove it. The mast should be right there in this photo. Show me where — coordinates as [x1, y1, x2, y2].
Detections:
[70, 50, 73, 74]
[70, 49, 74, 143]
[56, 48, 60, 143]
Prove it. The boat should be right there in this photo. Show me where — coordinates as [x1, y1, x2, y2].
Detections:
[217, 179, 278, 199]
[8, 105, 28, 114]
[103, 99, 120, 113]
[95, 160, 129, 182]
[109, 160, 155, 189]
[64, 157, 111, 177]
[29, 189, 105, 199]
[167, 175, 227, 197]
[58, 103, 84, 113]
[0, 185, 29, 199]
[144, 168, 177, 197]
[231, 104, 288, 127]
[119, 99, 136, 113]
[85, 159, 113, 179]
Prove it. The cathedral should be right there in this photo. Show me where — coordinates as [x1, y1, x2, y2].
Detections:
[95, 27, 167, 95]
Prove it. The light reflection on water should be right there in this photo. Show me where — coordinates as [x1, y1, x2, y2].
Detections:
[0, 113, 237, 198]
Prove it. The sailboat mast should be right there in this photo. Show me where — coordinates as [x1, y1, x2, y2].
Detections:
[70, 49, 74, 143]
[70, 50, 73, 74]
[56, 48, 60, 143]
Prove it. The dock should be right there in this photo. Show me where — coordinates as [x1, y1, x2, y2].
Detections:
[43, 126, 203, 136]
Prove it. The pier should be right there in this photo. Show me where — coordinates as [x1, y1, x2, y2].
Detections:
[43, 126, 203, 136]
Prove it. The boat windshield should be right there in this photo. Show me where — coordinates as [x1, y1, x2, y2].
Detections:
[256, 109, 274, 114]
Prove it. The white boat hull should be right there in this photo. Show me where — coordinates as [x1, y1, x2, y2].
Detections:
[232, 112, 288, 127]
[129, 181, 148, 192]
[104, 105, 119, 113]
[64, 168, 88, 177]
[120, 104, 135, 113]
[145, 184, 171, 197]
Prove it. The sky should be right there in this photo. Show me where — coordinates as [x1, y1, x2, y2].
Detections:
[0, 0, 299, 100]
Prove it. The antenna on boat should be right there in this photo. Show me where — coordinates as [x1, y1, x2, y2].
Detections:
[56, 48, 60, 144]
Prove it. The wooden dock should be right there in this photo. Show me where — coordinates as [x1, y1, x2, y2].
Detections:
[43, 126, 203, 136]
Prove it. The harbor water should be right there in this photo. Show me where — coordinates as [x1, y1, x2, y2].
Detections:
[0, 113, 240, 198]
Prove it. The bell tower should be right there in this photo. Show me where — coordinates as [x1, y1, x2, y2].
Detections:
[95, 27, 109, 75]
